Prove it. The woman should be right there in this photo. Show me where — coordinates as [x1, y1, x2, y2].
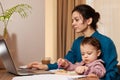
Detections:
[27, 4, 120, 80]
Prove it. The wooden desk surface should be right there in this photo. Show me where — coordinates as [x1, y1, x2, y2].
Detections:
[0, 69, 99, 80]
[0, 69, 15, 80]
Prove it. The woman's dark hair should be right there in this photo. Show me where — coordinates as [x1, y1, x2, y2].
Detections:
[72, 4, 100, 30]
[81, 37, 101, 50]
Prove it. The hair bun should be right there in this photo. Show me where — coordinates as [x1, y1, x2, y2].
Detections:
[95, 12, 100, 20]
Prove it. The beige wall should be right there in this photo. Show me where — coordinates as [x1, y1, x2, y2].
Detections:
[0, 0, 45, 66]
[45, 0, 57, 62]
[0, 0, 57, 67]
[86, 0, 120, 64]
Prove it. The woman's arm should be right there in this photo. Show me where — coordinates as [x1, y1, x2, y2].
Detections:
[100, 38, 120, 80]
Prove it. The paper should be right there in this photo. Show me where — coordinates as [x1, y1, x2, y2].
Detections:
[12, 74, 86, 80]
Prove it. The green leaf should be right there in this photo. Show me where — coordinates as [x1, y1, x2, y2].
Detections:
[0, 2, 32, 37]
[1, 4, 32, 20]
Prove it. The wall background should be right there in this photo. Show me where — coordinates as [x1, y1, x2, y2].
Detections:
[45, 0, 57, 63]
[0, 0, 57, 67]
[0, 0, 46, 67]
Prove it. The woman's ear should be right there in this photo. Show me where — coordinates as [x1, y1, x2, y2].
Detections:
[87, 17, 92, 25]
[97, 50, 101, 57]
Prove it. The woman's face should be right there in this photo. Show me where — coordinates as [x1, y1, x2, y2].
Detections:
[72, 11, 89, 33]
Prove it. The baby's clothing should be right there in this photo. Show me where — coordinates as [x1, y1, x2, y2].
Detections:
[64, 59, 106, 78]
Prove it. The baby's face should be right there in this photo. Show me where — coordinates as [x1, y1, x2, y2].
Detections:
[80, 44, 100, 64]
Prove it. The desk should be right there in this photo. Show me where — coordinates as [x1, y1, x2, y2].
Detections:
[0, 69, 14, 80]
[0, 69, 99, 80]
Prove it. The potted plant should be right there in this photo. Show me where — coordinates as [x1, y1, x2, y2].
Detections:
[0, 1, 32, 39]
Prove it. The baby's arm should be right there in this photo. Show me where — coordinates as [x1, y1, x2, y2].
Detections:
[57, 58, 83, 71]
[89, 63, 106, 78]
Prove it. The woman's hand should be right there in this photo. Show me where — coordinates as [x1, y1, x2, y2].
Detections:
[75, 66, 88, 74]
[57, 58, 69, 69]
[27, 61, 48, 70]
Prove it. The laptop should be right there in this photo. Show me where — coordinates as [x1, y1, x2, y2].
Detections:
[0, 39, 54, 75]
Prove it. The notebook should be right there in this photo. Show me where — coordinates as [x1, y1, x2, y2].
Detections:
[0, 39, 54, 75]
[12, 74, 86, 80]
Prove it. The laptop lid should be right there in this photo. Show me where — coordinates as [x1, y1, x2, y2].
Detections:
[0, 39, 54, 75]
[0, 39, 18, 75]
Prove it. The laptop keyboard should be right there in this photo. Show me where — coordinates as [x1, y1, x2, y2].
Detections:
[17, 68, 54, 74]
[18, 68, 37, 73]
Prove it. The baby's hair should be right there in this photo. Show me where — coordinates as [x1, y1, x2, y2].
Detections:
[81, 37, 101, 50]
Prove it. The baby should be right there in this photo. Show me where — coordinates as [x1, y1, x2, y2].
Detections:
[57, 37, 106, 78]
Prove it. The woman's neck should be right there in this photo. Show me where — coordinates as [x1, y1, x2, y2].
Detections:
[83, 27, 95, 37]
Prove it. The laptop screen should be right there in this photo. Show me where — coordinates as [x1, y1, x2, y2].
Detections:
[0, 39, 17, 74]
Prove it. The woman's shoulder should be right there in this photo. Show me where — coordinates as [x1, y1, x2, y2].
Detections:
[72, 36, 84, 46]
[93, 31, 114, 43]
[75, 36, 84, 41]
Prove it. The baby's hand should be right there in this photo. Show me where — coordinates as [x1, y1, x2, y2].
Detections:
[57, 58, 68, 68]
[75, 66, 88, 74]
